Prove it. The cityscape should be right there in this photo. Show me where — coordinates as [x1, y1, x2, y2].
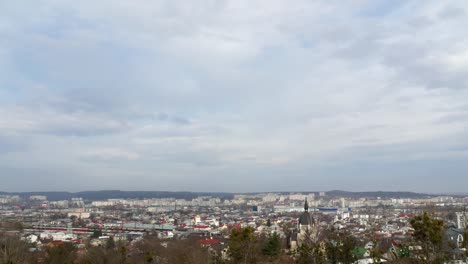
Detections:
[1, 190, 468, 263]
[2, 0, 468, 263]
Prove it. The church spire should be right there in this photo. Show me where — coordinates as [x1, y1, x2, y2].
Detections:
[304, 198, 309, 212]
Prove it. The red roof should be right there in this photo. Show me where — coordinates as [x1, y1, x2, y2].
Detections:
[193, 225, 210, 229]
[198, 238, 221, 245]
[398, 214, 412, 218]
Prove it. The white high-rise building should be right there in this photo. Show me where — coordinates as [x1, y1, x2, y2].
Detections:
[30, 195, 47, 201]
[456, 212, 467, 229]
[289, 193, 306, 201]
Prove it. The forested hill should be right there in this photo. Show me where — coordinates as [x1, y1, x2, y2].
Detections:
[0, 190, 444, 201]
[324, 190, 435, 199]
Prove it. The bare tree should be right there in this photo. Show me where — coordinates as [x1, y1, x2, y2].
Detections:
[0, 232, 30, 264]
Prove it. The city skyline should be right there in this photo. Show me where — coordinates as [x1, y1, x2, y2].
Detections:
[1, 1, 468, 193]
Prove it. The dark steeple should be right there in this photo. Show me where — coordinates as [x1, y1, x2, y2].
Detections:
[299, 198, 314, 226]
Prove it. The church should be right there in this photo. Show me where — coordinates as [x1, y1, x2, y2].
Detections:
[290, 198, 317, 250]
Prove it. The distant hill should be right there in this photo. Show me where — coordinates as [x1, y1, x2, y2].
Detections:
[0, 189, 446, 201]
[325, 190, 435, 199]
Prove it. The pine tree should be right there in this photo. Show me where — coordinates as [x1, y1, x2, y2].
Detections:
[409, 212, 446, 262]
[227, 226, 259, 264]
[262, 232, 281, 257]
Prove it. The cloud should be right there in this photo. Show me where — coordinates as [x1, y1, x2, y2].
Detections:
[1, 0, 468, 192]
[0, 106, 128, 136]
[81, 148, 140, 161]
[0, 134, 28, 155]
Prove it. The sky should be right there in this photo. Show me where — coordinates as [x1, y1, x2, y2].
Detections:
[1, 0, 468, 193]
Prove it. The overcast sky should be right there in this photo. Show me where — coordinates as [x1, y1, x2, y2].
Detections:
[1, 0, 468, 193]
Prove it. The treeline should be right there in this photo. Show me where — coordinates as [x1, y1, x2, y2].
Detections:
[325, 190, 434, 199]
[1, 231, 286, 264]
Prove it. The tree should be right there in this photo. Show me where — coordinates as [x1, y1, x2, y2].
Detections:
[153, 237, 212, 264]
[82, 247, 117, 264]
[324, 230, 357, 264]
[106, 236, 116, 250]
[227, 227, 259, 264]
[325, 240, 339, 264]
[409, 212, 446, 263]
[463, 229, 468, 249]
[370, 241, 383, 264]
[337, 233, 358, 264]
[43, 243, 76, 264]
[91, 229, 103, 239]
[295, 242, 314, 264]
[295, 226, 327, 264]
[296, 242, 326, 264]
[262, 232, 281, 257]
[117, 244, 128, 264]
[0, 233, 30, 264]
[0, 221, 23, 232]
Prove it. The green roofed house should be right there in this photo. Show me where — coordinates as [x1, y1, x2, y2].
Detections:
[351, 247, 369, 258]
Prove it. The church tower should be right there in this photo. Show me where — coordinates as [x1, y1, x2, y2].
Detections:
[290, 198, 317, 250]
[296, 198, 316, 247]
[298, 198, 314, 230]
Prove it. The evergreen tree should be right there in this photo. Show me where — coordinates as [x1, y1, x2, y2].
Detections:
[409, 212, 446, 263]
[324, 230, 357, 264]
[337, 233, 358, 264]
[91, 229, 103, 239]
[262, 232, 281, 257]
[227, 226, 259, 264]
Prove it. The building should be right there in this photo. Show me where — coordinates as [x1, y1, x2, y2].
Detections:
[30, 195, 47, 201]
[290, 199, 316, 250]
[456, 212, 467, 229]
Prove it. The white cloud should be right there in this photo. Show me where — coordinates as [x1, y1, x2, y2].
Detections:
[1, 0, 468, 192]
[81, 148, 140, 161]
[0, 106, 128, 136]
